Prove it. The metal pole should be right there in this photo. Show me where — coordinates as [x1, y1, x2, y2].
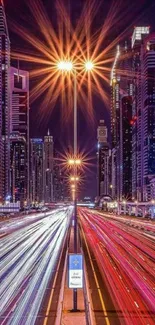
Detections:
[74, 71, 77, 157]
[73, 70, 78, 311]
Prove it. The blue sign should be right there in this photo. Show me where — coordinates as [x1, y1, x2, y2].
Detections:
[68, 254, 83, 288]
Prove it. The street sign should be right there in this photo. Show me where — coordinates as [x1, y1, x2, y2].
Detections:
[68, 254, 83, 289]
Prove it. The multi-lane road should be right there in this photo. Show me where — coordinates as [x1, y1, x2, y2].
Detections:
[79, 208, 155, 325]
[0, 206, 155, 325]
[0, 208, 72, 325]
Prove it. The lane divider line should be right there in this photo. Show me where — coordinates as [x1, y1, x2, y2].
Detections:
[80, 222, 111, 325]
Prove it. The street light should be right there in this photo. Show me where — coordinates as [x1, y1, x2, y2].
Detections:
[57, 60, 73, 71]
[68, 158, 82, 166]
[85, 60, 94, 71]
[70, 176, 79, 181]
[57, 59, 94, 312]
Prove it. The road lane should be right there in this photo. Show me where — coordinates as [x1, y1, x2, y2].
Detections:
[79, 208, 155, 325]
[0, 207, 73, 325]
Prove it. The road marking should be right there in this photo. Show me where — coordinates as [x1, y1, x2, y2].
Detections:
[81, 224, 111, 325]
[43, 267, 59, 325]
[43, 228, 70, 325]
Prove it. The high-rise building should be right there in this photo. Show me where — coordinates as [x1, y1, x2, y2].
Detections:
[137, 33, 155, 201]
[120, 96, 132, 200]
[111, 44, 133, 200]
[10, 132, 27, 206]
[131, 26, 150, 200]
[97, 120, 110, 197]
[44, 130, 54, 203]
[110, 46, 120, 199]
[0, 0, 10, 202]
[30, 138, 44, 204]
[53, 151, 64, 202]
[10, 66, 29, 203]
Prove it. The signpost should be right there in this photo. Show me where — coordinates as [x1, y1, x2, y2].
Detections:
[68, 254, 83, 289]
[68, 254, 83, 311]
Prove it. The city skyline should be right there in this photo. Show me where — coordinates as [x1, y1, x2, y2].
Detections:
[4, 0, 155, 199]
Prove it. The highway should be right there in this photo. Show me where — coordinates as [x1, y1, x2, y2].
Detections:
[0, 207, 72, 325]
[79, 208, 155, 325]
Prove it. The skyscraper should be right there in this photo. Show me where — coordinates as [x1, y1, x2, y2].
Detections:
[97, 120, 110, 197]
[131, 26, 150, 200]
[137, 32, 155, 201]
[30, 138, 44, 204]
[0, 0, 10, 202]
[10, 66, 29, 203]
[120, 96, 132, 200]
[44, 130, 54, 203]
[110, 45, 120, 199]
[53, 151, 64, 202]
[10, 132, 27, 206]
[111, 44, 133, 200]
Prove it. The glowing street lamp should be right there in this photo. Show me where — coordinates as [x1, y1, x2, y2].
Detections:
[70, 176, 79, 181]
[68, 159, 75, 165]
[68, 158, 82, 166]
[84, 60, 94, 71]
[57, 60, 73, 72]
[75, 159, 81, 165]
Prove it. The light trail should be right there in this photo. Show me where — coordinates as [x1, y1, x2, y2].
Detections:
[0, 207, 73, 324]
[79, 208, 155, 325]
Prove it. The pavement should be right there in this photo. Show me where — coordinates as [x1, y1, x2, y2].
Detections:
[61, 224, 86, 325]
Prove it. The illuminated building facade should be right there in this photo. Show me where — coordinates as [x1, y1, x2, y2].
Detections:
[120, 96, 132, 200]
[137, 33, 155, 201]
[97, 120, 110, 197]
[111, 44, 133, 200]
[0, 0, 10, 202]
[30, 138, 44, 204]
[131, 26, 150, 200]
[53, 151, 64, 202]
[10, 66, 29, 203]
[44, 130, 54, 203]
[10, 132, 27, 206]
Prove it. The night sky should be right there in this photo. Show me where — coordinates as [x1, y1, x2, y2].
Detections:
[4, 0, 155, 199]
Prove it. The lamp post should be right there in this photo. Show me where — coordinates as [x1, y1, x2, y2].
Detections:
[57, 59, 94, 311]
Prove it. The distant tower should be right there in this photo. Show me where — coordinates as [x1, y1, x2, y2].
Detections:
[44, 130, 54, 203]
[10, 66, 30, 203]
[0, 0, 10, 202]
[10, 132, 27, 206]
[97, 120, 110, 197]
[30, 139, 44, 204]
[53, 150, 64, 202]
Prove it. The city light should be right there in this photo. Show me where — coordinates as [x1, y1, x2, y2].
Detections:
[85, 61, 94, 71]
[75, 159, 81, 165]
[68, 158, 82, 165]
[57, 60, 73, 72]
[68, 159, 75, 165]
[70, 176, 79, 181]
